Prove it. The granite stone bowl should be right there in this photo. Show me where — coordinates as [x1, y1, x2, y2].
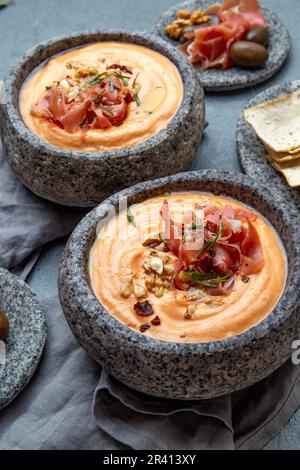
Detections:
[58, 170, 300, 399]
[0, 30, 205, 208]
[0, 268, 46, 409]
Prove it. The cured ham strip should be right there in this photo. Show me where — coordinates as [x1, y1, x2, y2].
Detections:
[240, 220, 264, 273]
[159, 200, 265, 295]
[186, 21, 247, 69]
[181, 0, 267, 69]
[31, 66, 135, 132]
[239, 0, 261, 12]
[60, 99, 90, 132]
[161, 200, 180, 255]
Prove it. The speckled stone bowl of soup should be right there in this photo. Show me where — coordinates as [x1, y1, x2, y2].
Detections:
[0, 31, 205, 207]
[59, 170, 300, 399]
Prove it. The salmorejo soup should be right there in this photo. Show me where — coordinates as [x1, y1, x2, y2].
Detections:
[20, 42, 183, 152]
[90, 192, 287, 344]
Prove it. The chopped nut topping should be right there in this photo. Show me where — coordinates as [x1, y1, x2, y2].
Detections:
[191, 9, 211, 24]
[205, 297, 224, 308]
[155, 286, 164, 298]
[186, 287, 206, 301]
[165, 23, 183, 40]
[164, 263, 175, 276]
[74, 66, 99, 78]
[133, 284, 147, 299]
[176, 9, 191, 19]
[151, 316, 161, 326]
[174, 18, 192, 27]
[145, 274, 155, 291]
[184, 304, 197, 320]
[165, 8, 211, 40]
[149, 256, 164, 275]
[120, 279, 133, 298]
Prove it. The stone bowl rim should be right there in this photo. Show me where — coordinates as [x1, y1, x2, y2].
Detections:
[59, 169, 300, 355]
[3, 29, 200, 162]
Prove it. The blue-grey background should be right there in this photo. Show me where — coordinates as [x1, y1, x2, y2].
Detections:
[0, 0, 299, 449]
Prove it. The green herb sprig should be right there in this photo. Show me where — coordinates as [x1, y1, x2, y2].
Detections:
[160, 233, 167, 244]
[134, 92, 141, 107]
[99, 105, 114, 116]
[183, 271, 229, 288]
[114, 73, 131, 86]
[132, 72, 140, 89]
[127, 207, 136, 226]
[87, 72, 106, 85]
[196, 222, 223, 259]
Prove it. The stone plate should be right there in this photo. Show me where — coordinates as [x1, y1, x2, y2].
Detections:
[154, 0, 290, 92]
[0, 268, 46, 410]
[237, 80, 300, 211]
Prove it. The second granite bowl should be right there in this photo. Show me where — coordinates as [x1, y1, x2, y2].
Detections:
[0, 30, 205, 207]
[58, 170, 300, 399]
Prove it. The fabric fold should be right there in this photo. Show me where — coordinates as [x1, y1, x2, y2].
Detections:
[0, 147, 86, 271]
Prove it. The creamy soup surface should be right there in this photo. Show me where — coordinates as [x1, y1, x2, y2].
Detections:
[90, 193, 287, 343]
[20, 42, 183, 152]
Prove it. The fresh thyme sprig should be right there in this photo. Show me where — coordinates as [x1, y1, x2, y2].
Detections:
[183, 271, 229, 288]
[114, 73, 131, 86]
[87, 72, 106, 85]
[196, 222, 223, 259]
[160, 233, 167, 244]
[99, 105, 114, 116]
[127, 207, 136, 226]
[133, 72, 140, 89]
[134, 92, 141, 107]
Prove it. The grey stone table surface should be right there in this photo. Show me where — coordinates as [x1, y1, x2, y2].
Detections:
[0, 0, 300, 449]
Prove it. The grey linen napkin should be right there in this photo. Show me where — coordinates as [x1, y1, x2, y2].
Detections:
[0, 140, 85, 277]
[94, 364, 300, 450]
[0, 143, 300, 450]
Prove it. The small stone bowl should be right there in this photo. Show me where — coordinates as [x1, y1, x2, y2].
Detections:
[58, 170, 300, 399]
[0, 31, 205, 208]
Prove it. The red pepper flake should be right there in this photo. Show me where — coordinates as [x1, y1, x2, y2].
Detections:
[242, 275, 250, 283]
[108, 64, 133, 74]
[140, 323, 151, 333]
[134, 301, 153, 317]
[151, 316, 161, 326]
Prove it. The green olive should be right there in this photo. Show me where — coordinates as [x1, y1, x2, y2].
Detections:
[245, 27, 269, 46]
[0, 310, 9, 341]
[230, 41, 268, 68]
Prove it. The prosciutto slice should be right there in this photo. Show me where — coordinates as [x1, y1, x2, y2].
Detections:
[184, 20, 247, 69]
[160, 199, 265, 296]
[181, 0, 267, 69]
[31, 72, 131, 132]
